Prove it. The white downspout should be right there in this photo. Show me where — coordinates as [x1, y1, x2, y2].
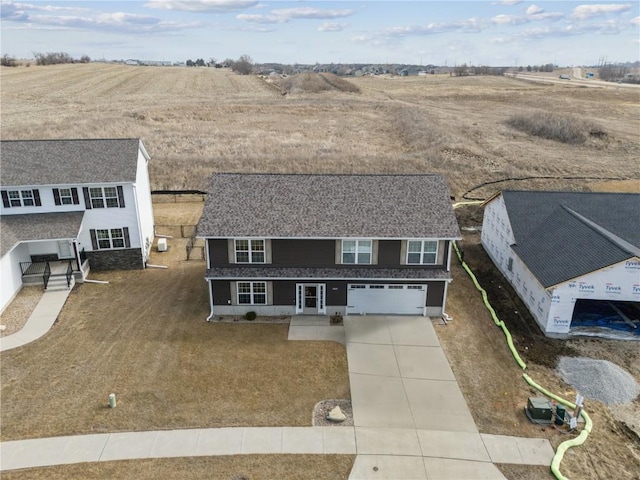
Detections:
[442, 280, 453, 323]
[205, 238, 214, 321]
[206, 279, 215, 322]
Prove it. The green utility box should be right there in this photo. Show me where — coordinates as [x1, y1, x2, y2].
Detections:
[555, 404, 566, 426]
[527, 397, 553, 421]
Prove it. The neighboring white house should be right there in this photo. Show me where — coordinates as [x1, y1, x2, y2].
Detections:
[481, 190, 640, 338]
[0, 139, 154, 313]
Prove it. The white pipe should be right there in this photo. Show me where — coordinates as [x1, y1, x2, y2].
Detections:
[84, 279, 109, 284]
[206, 279, 215, 322]
[146, 264, 168, 269]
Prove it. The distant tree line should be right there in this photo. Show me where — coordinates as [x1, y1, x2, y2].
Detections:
[1, 54, 18, 67]
[599, 63, 638, 83]
[452, 64, 507, 76]
[518, 64, 555, 73]
[32, 52, 90, 65]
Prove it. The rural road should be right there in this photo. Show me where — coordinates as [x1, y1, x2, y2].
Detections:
[507, 71, 639, 89]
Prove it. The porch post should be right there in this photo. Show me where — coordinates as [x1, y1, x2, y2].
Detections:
[73, 240, 81, 272]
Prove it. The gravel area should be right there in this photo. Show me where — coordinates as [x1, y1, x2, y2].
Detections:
[557, 357, 640, 405]
[0, 286, 42, 337]
[312, 399, 353, 427]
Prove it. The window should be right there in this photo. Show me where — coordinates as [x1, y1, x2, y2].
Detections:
[349, 284, 366, 289]
[388, 285, 404, 289]
[235, 239, 265, 263]
[507, 257, 514, 272]
[342, 240, 372, 264]
[407, 285, 424, 290]
[237, 282, 267, 305]
[85, 186, 124, 209]
[91, 227, 130, 250]
[2, 189, 41, 208]
[369, 285, 384, 289]
[407, 240, 438, 264]
[59, 188, 73, 205]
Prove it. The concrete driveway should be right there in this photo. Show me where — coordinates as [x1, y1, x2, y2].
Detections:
[344, 316, 521, 480]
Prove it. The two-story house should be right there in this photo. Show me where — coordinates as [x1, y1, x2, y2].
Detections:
[0, 138, 155, 312]
[197, 174, 461, 319]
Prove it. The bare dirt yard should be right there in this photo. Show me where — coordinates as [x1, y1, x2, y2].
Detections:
[441, 204, 640, 480]
[1, 64, 638, 198]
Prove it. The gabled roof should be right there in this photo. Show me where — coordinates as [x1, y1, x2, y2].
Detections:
[0, 139, 145, 187]
[197, 174, 461, 239]
[501, 190, 640, 287]
[0, 212, 85, 257]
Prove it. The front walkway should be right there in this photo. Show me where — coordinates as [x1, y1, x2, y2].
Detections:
[0, 289, 72, 352]
[344, 315, 554, 480]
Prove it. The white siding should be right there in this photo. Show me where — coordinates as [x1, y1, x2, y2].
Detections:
[133, 146, 155, 261]
[0, 185, 84, 216]
[0, 244, 30, 313]
[546, 258, 640, 335]
[481, 195, 550, 333]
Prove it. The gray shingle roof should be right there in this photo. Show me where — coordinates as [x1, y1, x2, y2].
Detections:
[1, 139, 143, 187]
[205, 266, 452, 280]
[198, 174, 460, 239]
[502, 191, 640, 287]
[1, 212, 85, 257]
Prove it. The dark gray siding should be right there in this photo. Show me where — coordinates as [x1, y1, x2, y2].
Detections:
[271, 239, 335, 266]
[378, 240, 401, 267]
[211, 280, 231, 305]
[208, 239, 229, 267]
[426, 281, 445, 307]
[273, 280, 296, 305]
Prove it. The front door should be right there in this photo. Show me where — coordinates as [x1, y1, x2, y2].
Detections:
[296, 284, 326, 315]
[57, 240, 73, 259]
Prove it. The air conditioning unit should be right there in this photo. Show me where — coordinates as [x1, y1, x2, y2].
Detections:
[525, 397, 553, 423]
[157, 238, 168, 252]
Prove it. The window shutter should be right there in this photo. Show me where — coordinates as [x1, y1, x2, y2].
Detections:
[123, 227, 131, 248]
[71, 188, 79, 205]
[33, 189, 41, 206]
[83, 187, 92, 209]
[53, 188, 61, 205]
[1, 191, 10, 208]
[90, 229, 98, 250]
[117, 186, 125, 208]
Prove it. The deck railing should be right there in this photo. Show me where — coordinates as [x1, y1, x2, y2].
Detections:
[43, 262, 51, 289]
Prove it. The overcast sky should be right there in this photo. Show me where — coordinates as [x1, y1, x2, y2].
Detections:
[1, 1, 638, 66]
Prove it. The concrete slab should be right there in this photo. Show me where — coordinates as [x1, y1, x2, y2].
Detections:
[481, 434, 524, 464]
[290, 316, 330, 326]
[288, 325, 345, 344]
[388, 316, 441, 346]
[349, 455, 427, 480]
[417, 430, 491, 463]
[394, 345, 455, 380]
[515, 437, 555, 465]
[423, 457, 507, 480]
[320, 427, 357, 454]
[240, 427, 283, 454]
[344, 316, 392, 344]
[350, 373, 414, 428]
[282, 427, 324, 454]
[195, 428, 243, 456]
[60, 434, 109, 465]
[0, 436, 68, 470]
[403, 378, 478, 433]
[150, 429, 199, 458]
[101, 431, 158, 461]
[347, 343, 400, 377]
[355, 427, 422, 456]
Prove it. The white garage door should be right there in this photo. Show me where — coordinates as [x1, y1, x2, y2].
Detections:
[347, 284, 427, 315]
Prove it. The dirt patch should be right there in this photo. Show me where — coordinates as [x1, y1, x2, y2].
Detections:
[312, 399, 353, 427]
[439, 204, 640, 479]
[0, 455, 355, 480]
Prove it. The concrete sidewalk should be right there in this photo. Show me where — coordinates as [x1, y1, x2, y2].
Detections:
[0, 289, 71, 352]
[288, 315, 345, 344]
[0, 427, 555, 473]
[0, 427, 357, 471]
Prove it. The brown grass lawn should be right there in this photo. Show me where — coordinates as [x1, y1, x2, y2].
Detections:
[0, 204, 349, 441]
[438, 214, 640, 480]
[1, 455, 355, 480]
[1, 64, 638, 198]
